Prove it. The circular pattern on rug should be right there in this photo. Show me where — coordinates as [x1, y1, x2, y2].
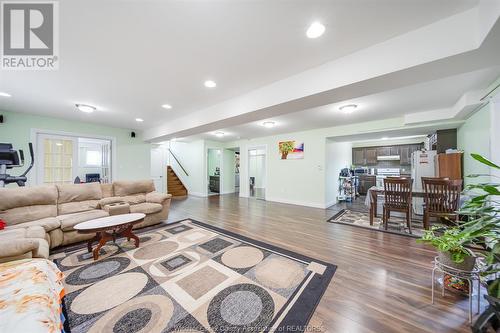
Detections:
[207, 283, 274, 331]
[88, 295, 174, 333]
[254, 257, 306, 290]
[65, 257, 130, 286]
[59, 244, 120, 268]
[133, 241, 179, 260]
[221, 246, 264, 269]
[71, 272, 148, 315]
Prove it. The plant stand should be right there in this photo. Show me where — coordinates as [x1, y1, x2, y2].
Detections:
[431, 256, 481, 323]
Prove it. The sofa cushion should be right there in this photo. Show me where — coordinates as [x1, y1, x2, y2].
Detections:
[146, 192, 172, 204]
[0, 185, 57, 211]
[6, 217, 60, 232]
[58, 200, 100, 215]
[99, 196, 125, 207]
[58, 210, 109, 232]
[101, 183, 114, 198]
[0, 205, 58, 225]
[113, 180, 155, 197]
[0, 239, 38, 260]
[130, 202, 163, 214]
[57, 183, 103, 204]
[121, 194, 146, 205]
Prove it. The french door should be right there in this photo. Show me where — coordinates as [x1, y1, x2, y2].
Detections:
[36, 134, 78, 185]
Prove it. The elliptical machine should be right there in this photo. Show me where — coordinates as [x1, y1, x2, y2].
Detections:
[0, 143, 34, 187]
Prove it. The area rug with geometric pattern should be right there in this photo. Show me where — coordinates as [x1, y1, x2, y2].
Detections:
[51, 219, 336, 333]
[327, 209, 430, 238]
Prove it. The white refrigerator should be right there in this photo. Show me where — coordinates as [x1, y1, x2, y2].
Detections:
[411, 150, 437, 214]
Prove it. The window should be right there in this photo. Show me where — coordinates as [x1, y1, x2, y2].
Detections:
[85, 150, 102, 166]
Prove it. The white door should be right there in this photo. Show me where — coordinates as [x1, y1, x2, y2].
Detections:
[151, 146, 165, 192]
[36, 134, 78, 185]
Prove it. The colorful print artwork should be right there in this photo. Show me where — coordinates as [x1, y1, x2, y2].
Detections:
[278, 141, 304, 160]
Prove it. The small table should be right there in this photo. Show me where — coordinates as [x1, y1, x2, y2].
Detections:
[74, 213, 145, 260]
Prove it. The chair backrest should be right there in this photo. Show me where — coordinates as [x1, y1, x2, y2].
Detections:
[421, 176, 449, 189]
[423, 178, 462, 213]
[383, 178, 413, 208]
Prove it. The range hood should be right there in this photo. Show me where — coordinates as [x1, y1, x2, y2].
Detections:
[377, 155, 400, 161]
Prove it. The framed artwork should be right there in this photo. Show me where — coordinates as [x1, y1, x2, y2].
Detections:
[279, 141, 304, 160]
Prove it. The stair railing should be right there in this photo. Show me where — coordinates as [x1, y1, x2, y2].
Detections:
[168, 149, 189, 177]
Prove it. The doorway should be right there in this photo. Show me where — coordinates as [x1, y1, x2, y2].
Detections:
[248, 147, 266, 200]
[207, 148, 221, 195]
[34, 132, 113, 185]
[151, 145, 165, 193]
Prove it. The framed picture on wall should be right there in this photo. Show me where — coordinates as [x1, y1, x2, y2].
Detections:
[278, 141, 304, 160]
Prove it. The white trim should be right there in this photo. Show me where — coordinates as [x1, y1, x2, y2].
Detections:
[29, 128, 117, 185]
[265, 196, 328, 209]
[188, 192, 208, 197]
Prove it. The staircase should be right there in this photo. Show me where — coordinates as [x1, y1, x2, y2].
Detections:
[167, 166, 188, 197]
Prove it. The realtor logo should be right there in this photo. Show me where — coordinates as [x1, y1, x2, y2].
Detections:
[1, 1, 59, 70]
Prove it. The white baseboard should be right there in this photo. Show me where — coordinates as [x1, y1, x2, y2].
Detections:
[188, 192, 207, 197]
[265, 196, 328, 209]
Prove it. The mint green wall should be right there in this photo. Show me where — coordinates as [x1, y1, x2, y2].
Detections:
[0, 110, 151, 183]
[457, 105, 491, 185]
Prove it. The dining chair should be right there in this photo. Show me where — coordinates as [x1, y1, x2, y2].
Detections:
[421, 176, 449, 189]
[383, 178, 413, 233]
[422, 178, 462, 230]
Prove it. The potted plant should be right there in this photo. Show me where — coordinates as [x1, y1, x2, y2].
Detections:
[419, 226, 477, 271]
[419, 153, 500, 330]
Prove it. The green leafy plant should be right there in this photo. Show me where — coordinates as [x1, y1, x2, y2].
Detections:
[279, 141, 295, 159]
[419, 153, 500, 297]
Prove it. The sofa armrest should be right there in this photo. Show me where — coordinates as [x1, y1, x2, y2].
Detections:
[146, 192, 172, 204]
[0, 239, 38, 259]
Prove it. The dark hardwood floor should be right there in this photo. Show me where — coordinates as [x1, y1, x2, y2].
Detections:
[166, 194, 482, 333]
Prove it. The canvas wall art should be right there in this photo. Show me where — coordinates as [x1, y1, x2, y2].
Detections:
[279, 141, 304, 159]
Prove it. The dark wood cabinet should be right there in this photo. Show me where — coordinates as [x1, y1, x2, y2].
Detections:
[358, 175, 376, 194]
[390, 146, 399, 155]
[365, 148, 378, 164]
[400, 146, 411, 165]
[353, 148, 365, 165]
[377, 147, 390, 157]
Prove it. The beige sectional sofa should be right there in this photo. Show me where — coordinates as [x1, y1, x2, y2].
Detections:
[0, 180, 171, 262]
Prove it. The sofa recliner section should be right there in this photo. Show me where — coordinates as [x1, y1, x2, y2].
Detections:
[0, 180, 172, 261]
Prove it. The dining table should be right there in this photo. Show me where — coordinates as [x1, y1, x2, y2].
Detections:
[365, 186, 426, 226]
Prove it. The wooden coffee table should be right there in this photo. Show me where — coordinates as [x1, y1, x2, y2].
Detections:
[74, 213, 145, 260]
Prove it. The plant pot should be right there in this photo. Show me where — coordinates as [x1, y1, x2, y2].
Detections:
[438, 251, 476, 271]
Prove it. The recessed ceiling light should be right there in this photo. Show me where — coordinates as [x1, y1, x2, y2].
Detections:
[262, 121, 275, 128]
[306, 22, 325, 39]
[204, 80, 217, 88]
[214, 131, 224, 137]
[381, 137, 389, 140]
[135, 118, 144, 122]
[0, 92, 11, 97]
[55, 143, 63, 146]
[161, 104, 172, 109]
[75, 103, 96, 113]
[339, 104, 358, 113]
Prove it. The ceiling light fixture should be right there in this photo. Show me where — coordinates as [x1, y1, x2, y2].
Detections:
[339, 104, 358, 113]
[135, 118, 144, 122]
[204, 80, 217, 88]
[214, 131, 224, 137]
[306, 22, 325, 39]
[381, 137, 389, 140]
[161, 104, 172, 109]
[75, 103, 96, 113]
[262, 121, 275, 128]
[0, 92, 11, 97]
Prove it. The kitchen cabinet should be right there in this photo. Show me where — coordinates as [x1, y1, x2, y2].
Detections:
[437, 153, 462, 181]
[365, 148, 378, 164]
[358, 175, 376, 194]
[400, 146, 411, 165]
[377, 147, 390, 157]
[353, 148, 365, 165]
[390, 146, 399, 155]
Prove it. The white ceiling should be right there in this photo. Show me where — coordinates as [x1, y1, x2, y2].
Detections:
[0, 0, 479, 130]
[183, 66, 500, 142]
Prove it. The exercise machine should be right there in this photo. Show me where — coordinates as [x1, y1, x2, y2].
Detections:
[0, 143, 34, 187]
